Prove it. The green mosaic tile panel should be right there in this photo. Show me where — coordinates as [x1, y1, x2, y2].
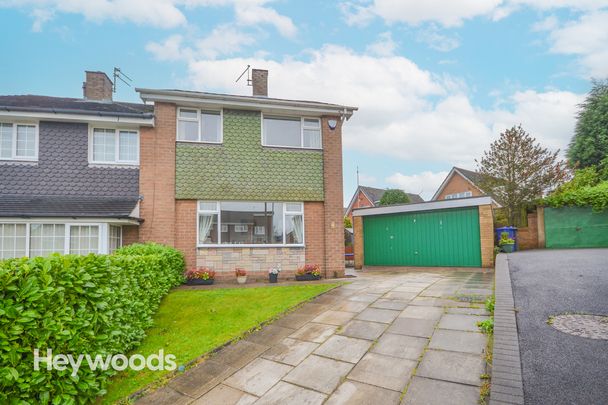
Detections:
[176, 109, 325, 201]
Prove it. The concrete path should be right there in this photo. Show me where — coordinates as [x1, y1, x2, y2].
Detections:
[137, 268, 493, 405]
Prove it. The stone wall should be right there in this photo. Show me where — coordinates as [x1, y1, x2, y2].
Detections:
[196, 247, 305, 281]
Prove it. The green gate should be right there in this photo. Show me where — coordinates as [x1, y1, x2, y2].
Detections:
[545, 207, 608, 248]
[363, 207, 481, 267]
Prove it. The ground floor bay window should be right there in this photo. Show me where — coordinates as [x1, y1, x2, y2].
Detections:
[0, 222, 128, 259]
[197, 201, 304, 247]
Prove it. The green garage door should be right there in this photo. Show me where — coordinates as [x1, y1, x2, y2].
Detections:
[363, 207, 482, 267]
[545, 207, 608, 248]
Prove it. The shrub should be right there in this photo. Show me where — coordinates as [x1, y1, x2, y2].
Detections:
[485, 296, 495, 314]
[235, 268, 247, 277]
[477, 318, 494, 334]
[184, 267, 215, 280]
[498, 232, 515, 246]
[0, 243, 184, 403]
[296, 264, 320, 277]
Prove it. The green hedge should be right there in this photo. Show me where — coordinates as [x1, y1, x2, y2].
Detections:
[0, 243, 184, 404]
[543, 181, 608, 211]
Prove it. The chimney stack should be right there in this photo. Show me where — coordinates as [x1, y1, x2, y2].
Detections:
[83, 71, 113, 101]
[251, 69, 268, 97]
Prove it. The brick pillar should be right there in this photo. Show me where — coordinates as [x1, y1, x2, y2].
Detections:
[479, 204, 495, 268]
[353, 216, 364, 269]
[139, 102, 177, 246]
[305, 202, 325, 269]
[537, 206, 546, 248]
[175, 200, 197, 269]
[322, 116, 345, 278]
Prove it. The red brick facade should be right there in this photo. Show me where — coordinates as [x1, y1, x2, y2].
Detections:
[135, 103, 346, 279]
[346, 190, 374, 221]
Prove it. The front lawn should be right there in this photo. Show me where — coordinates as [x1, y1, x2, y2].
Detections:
[103, 283, 339, 403]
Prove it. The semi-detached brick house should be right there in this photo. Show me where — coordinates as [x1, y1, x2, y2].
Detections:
[0, 69, 357, 280]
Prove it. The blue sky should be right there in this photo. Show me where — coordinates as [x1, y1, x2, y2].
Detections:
[1, 0, 607, 201]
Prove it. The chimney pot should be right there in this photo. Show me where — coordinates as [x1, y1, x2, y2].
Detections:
[252, 69, 268, 97]
[83, 71, 113, 101]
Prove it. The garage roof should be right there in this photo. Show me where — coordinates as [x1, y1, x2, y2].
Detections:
[352, 196, 493, 217]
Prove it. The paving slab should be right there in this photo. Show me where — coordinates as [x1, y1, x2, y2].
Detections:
[387, 318, 436, 338]
[383, 291, 418, 300]
[192, 384, 257, 405]
[393, 286, 426, 293]
[311, 310, 355, 326]
[348, 293, 382, 303]
[399, 305, 444, 320]
[262, 338, 319, 366]
[245, 324, 295, 346]
[289, 322, 337, 343]
[293, 302, 330, 316]
[283, 355, 354, 394]
[348, 353, 416, 392]
[429, 329, 487, 354]
[446, 307, 490, 316]
[224, 358, 292, 396]
[339, 320, 387, 340]
[402, 376, 479, 405]
[168, 359, 236, 398]
[438, 313, 489, 332]
[356, 307, 401, 324]
[314, 335, 373, 363]
[212, 340, 270, 369]
[135, 386, 192, 405]
[255, 381, 326, 405]
[274, 312, 316, 329]
[326, 380, 401, 405]
[312, 294, 343, 305]
[416, 350, 484, 386]
[334, 300, 370, 313]
[409, 297, 470, 307]
[370, 299, 409, 311]
[371, 333, 427, 360]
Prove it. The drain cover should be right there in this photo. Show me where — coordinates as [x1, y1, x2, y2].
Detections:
[550, 314, 608, 340]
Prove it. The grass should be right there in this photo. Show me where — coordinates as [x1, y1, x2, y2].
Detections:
[102, 283, 339, 403]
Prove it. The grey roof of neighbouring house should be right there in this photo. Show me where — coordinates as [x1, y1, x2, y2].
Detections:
[0, 195, 140, 219]
[360, 186, 425, 205]
[0, 95, 153, 118]
[454, 167, 484, 187]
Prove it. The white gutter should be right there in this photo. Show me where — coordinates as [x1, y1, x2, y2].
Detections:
[353, 196, 494, 217]
[136, 88, 357, 119]
[0, 110, 154, 126]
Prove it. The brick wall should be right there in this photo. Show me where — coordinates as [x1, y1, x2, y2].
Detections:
[83, 71, 112, 101]
[175, 200, 197, 269]
[122, 225, 139, 246]
[322, 116, 345, 278]
[305, 201, 325, 270]
[517, 212, 539, 250]
[353, 216, 364, 269]
[139, 102, 177, 246]
[479, 204, 495, 268]
[346, 190, 374, 220]
[196, 247, 305, 281]
[436, 173, 483, 200]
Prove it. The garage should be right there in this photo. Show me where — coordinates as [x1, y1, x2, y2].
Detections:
[353, 196, 495, 269]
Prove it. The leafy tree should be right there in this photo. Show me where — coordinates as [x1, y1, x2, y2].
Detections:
[344, 216, 352, 228]
[379, 189, 411, 206]
[567, 79, 608, 168]
[476, 125, 568, 226]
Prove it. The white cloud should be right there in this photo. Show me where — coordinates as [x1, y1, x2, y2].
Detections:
[386, 171, 449, 200]
[416, 26, 460, 52]
[169, 44, 581, 168]
[146, 34, 189, 61]
[366, 31, 397, 56]
[543, 11, 608, 77]
[234, 3, 296, 37]
[30, 8, 54, 31]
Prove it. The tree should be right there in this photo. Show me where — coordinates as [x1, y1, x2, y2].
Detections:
[344, 216, 352, 228]
[476, 125, 568, 226]
[379, 189, 411, 206]
[567, 79, 608, 168]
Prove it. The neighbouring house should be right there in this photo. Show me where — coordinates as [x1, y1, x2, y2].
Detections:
[431, 167, 486, 201]
[345, 185, 424, 221]
[0, 69, 357, 280]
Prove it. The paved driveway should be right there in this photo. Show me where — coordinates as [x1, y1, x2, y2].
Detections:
[508, 249, 608, 405]
[138, 269, 493, 405]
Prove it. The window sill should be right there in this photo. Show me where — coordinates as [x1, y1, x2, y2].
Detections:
[0, 159, 38, 165]
[177, 140, 223, 145]
[261, 145, 322, 151]
[197, 244, 305, 248]
[89, 162, 139, 169]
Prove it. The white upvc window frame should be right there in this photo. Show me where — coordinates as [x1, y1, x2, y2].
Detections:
[0, 221, 125, 258]
[0, 121, 39, 161]
[89, 127, 140, 166]
[176, 107, 223, 144]
[445, 191, 473, 200]
[197, 201, 305, 248]
[261, 113, 322, 150]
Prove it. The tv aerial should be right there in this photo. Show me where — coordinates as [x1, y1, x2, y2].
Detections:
[235, 65, 252, 87]
[113, 67, 132, 93]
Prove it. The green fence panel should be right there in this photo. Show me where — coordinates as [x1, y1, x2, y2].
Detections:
[363, 207, 481, 267]
[545, 206, 608, 249]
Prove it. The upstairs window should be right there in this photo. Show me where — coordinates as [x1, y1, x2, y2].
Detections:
[177, 108, 222, 143]
[0, 122, 38, 161]
[445, 191, 472, 200]
[262, 116, 322, 149]
[91, 128, 139, 165]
